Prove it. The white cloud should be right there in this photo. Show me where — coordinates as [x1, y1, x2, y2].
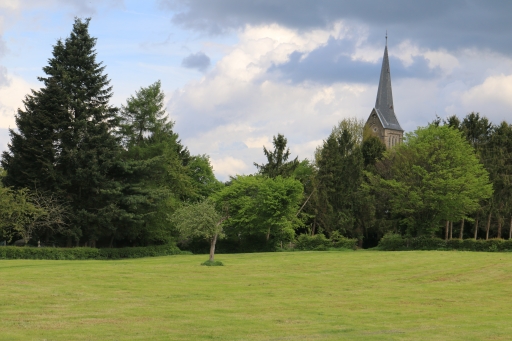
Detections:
[244, 136, 271, 149]
[457, 74, 512, 122]
[210, 156, 249, 179]
[0, 74, 36, 129]
[169, 23, 379, 179]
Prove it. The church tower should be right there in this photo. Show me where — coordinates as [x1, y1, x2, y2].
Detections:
[365, 35, 403, 148]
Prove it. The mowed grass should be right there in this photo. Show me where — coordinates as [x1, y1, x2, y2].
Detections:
[1, 251, 512, 341]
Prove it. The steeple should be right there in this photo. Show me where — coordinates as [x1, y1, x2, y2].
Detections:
[373, 36, 403, 132]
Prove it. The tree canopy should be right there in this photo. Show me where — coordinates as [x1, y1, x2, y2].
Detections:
[368, 124, 493, 236]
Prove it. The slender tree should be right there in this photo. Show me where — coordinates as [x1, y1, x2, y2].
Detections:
[254, 134, 299, 178]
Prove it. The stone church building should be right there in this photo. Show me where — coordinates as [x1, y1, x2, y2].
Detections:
[365, 40, 403, 148]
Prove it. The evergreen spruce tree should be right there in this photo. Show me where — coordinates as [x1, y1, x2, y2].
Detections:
[2, 78, 69, 192]
[254, 134, 299, 178]
[2, 18, 123, 246]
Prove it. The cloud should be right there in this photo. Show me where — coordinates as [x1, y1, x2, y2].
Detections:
[181, 51, 211, 72]
[0, 128, 9, 153]
[167, 21, 507, 180]
[161, 0, 512, 54]
[168, 25, 382, 179]
[210, 156, 249, 179]
[268, 37, 441, 85]
[0, 75, 36, 129]
[0, 66, 10, 87]
[3, 0, 124, 14]
[457, 74, 512, 122]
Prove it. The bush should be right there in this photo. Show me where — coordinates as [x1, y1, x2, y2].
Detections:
[378, 235, 512, 252]
[0, 244, 188, 260]
[294, 234, 357, 251]
[201, 260, 224, 266]
[378, 233, 407, 251]
[410, 236, 447, 250]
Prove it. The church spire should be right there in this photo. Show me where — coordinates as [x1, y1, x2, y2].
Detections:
[373, 34, 403, 131]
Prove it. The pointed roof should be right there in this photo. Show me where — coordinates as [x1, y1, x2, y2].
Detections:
[373, 40, 403, 132]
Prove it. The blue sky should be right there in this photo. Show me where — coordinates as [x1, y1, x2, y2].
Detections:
[1, 1, 512, 179]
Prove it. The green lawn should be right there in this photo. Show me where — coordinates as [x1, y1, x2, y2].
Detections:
[1, 250, 511, 340]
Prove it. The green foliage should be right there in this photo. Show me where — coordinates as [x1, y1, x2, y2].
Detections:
[254, 133, 299, 178]
[116, 80, 196, 245]
[201, 260, 224, 266]
[294, 233, 357, 251]
[369, 124, 493, 237]
[0, 187, 46, 244]
[362, 135, 386, 167]
[214, 175, 303, 243]
[378, 233, 512, 252]
[0, 244, 185, 260]
[1, 78, 69, 192]
[188, 155, 223, 198]
[120, 80, 173, 146]
[171, 199, 224, 242]
[2, 18, 124, 245]
[315, 125, 365, 238]
[377, 233, 407, 250]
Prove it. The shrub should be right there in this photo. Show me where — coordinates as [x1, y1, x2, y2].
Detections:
[0, 244, 188, 260]
[411, 236, 447, 250]
[294, 234, 357, 251]
[378, 233, 407, 250]
[378, 235, 512, 252]
[201, 260, 224, 266]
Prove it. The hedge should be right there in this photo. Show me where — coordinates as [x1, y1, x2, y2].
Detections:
[0, 244, 189, 260]
[294, 234, 358, 251]
[378, 233, 512, 252]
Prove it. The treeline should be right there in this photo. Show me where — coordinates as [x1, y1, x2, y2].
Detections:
[0, 19, 221, 248]
[1, 18, 511, 254]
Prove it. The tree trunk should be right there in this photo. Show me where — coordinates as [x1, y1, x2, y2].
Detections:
[209, 233, 218, 262]
[266, 227, 271, 242]
[312, 217, 317, 236]
[449, 221, 453, 240]
[497, 218, 502, 239]
[445, 220, 449, 240]
[459, 218, 465, 239]
[509, 217, 512, 240]
[486, 211, 492, 240]
[474, 218, 479, 240]
[109, 235, 114, 248]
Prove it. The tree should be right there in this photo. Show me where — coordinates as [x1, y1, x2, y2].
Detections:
[254, 134, 299, 178]
[362, 135, 386, 168]
[1, 78, 69, 193]
[3, 18, 125, 246]
[170, 200, 225, 262]
[213, 175, 303, 245]
[120, 80, 173, 146]
[188, 155, 223, 199]
[484, 121, 512, 238]
[368, 124, 493, 237]
[315, 127, 365, 240]
[116, 80, 198, 246]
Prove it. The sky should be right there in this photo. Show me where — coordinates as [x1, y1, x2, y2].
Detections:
[0, 1, 511, 180]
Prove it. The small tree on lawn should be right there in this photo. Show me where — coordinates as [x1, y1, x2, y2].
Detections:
[171, 199, 225, 262]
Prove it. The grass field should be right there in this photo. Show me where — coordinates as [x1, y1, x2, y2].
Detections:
[1, 250, 512, 341]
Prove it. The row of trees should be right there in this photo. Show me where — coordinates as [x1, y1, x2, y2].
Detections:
[294, 113, 509, 247]
[1, 18, 510, 254]
[0, 19, 220, 247]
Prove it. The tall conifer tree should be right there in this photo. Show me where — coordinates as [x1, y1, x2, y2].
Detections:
[2, 18, 123, 245]
[2, 79, 69, 192]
